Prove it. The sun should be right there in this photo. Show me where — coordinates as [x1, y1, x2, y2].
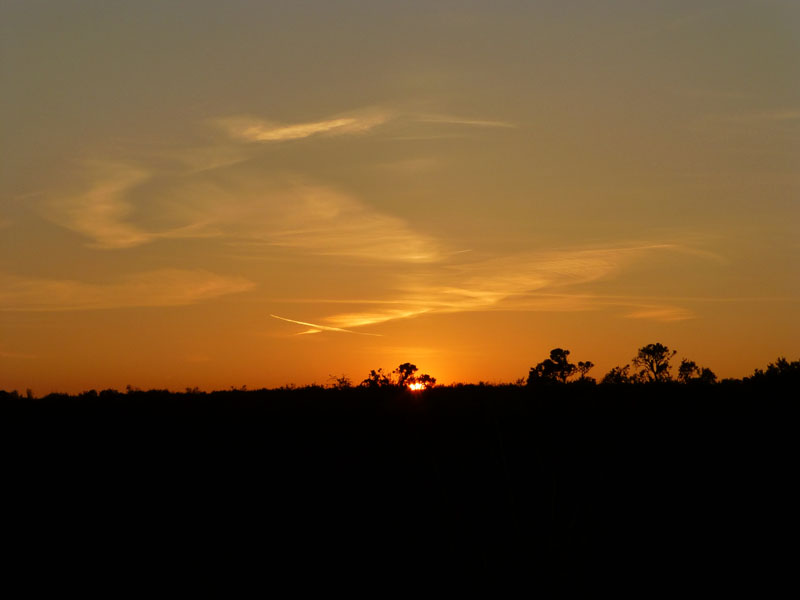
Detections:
[407, 382, 426, 391]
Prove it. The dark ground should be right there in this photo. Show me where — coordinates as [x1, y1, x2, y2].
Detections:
[3, 382, 795, 594]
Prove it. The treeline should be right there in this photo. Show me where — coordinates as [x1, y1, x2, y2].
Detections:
[525, 343, 800, 386]
[2, 348, 797, 593]
[3, 373, 795, 593]
[2, 343, 798, 400]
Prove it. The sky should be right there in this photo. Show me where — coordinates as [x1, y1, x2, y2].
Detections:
[1, 0, 798, 393]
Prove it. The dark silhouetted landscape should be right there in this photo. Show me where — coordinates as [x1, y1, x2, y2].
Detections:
[4, 349, 797, 593]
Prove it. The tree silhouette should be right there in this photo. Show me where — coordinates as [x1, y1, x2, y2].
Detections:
[748, 357, 800, 383]
[527, 348, 578, 385]
[601, 365, 635, 384]
[678, 359, 717, 384]
[696, 368, 717, 384]
[328, 374, 353, 389]
[576, 361, 595, 382]
[393, 363, 418, 387]
[677, 359, 698, 383]
[413, 373, 437, 388]
[766, 357, 800, 377]
[633, 343, 677, 382]
[360, 368, 392, 388]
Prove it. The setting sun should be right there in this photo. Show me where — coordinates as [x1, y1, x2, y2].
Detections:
[408, 382, 426, 391]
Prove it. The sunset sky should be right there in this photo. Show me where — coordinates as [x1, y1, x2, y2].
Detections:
[2, 1, 798, 393]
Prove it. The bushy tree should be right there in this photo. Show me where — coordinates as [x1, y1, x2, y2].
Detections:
[677, 359, 698, 383]
[360, 368, 393, 388]
[678, 359, 717, 384]
[393, 363, 418, 387]
[413, 373, 437, 388]
[748, 357, 800, 383]
[696, 368, 717, 384]
[527, 348, 579, 385]
[632, 343, 677, 382]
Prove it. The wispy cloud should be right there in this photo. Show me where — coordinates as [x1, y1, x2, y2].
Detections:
[42, 163, 154, 249]
[315, 247, 629, 328]
[38, 105, 514, 253]
[414, 114, 516, 128]
[39, 148, 444, 263]
[216, 107, 514, 144]
[276, 244, 699, 331]
[40, 161, 440, 261]
[217, 109, 391, 142]
[255, 184, 440, 262]
[324, 308, 433, 330]
[270, 314, 381, 336]
[0, 269, 254, 311]
[40, 163, 217, 249]
[160, 144, 251, 175]
[36, 152, 711, 327]
[624, 306, 695, 321]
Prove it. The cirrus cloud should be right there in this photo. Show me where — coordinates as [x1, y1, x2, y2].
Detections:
[271, 244, 701, 334]
[216, 108, 392, 142]
[40, 161, 441, 262]
[0, 269, 254, 311]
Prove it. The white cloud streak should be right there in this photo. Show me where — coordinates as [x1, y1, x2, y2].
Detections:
[270, 314, 381, 336]
[623, 306, 695, 321]
[217, 109, 391, 142]
[216, 108, 515, 144]
[278, 244, 698, 332]
[414, 114, 516, 128]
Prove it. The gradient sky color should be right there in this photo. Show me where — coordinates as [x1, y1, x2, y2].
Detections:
[2, 1, 798, 393]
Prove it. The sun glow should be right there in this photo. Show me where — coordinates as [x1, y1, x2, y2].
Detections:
[407, 382, 426, 391]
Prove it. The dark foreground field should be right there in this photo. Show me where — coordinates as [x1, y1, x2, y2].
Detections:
[3, 382, 795, 594]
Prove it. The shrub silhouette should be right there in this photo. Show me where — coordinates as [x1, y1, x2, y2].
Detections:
[601, 364, 635, 384]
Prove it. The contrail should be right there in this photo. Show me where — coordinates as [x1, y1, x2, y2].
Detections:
[270, 314, 382, 336]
